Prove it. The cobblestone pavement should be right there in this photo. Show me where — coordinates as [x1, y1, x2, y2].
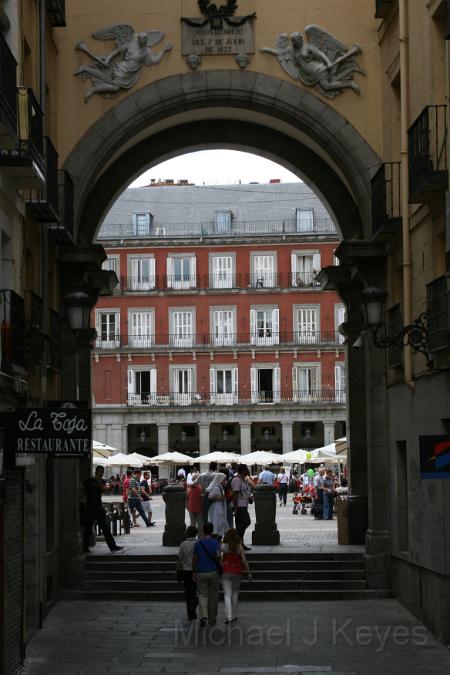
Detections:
[23, 599, 450, 675]
[97, 495, 364, 555]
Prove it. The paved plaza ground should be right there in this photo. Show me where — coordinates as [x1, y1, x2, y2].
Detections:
[96, 495, 362, 555]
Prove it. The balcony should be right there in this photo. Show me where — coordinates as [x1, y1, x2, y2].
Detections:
[408, 105, 448, 203]
[48, 170, 75, 243]
[247, 273, 282, 289]
[0, 33, 17, 148]
[207, 273, 239, 290]
[427, 275, 450, 353]
[126, 389, 346, 407]
[23, 137, 59, 221]
[371, 161, 402, 240]
[165, 275, 197, 291]
[375, 0, 393, 19]
[0, 289, 26, 375]
[290, 271, 320, 288]
[97, 217, 338, 241]
[0, 87, 45, 188]
[47, 0, 66, 27]
[123, 275, 158, 293]
[94, 330, 343, 351]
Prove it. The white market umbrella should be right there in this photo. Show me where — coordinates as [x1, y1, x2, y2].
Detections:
[150, 451, 195, 465]
[92, 456, 109, 466]
[127, 452, 153, 465]
[107, 453, 143, 468]
[198, 451, 241, 464]
[92, 440, 119, 457]
[282, 449, 309, 463]
[239, 451, 283, 466]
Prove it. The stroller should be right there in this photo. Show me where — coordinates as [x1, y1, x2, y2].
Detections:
[300, 485, 315, 515]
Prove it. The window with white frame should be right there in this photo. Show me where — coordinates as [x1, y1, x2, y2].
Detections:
[251, 253, 276, 287]
[127, 368, 157, 405]
[210, 366, 238, 404]
[215, 210, 232, 234]
[296, 208, 314, 232]
[292, 364, 320, 401]
[133, 212, 152, 236]
[334, 363, 346, 403]
[211, 307, 235, 346]
[210, 254, 234, 288]
[167, 254, 196, 289]
[102, 255, 119, 274]
[128, 256, 155, 291]
[335, 304, 346, 344]
[250, 365, 281, 404]
[128, 310, 154, 348]
[171, 366, 195, 405]
[291, 251, 321, 286]
[95, 310, 120, 348]
[170, 309, 194, 347]
[295, 306, 319, 343]
[333, 250, 340, 266]
[250, 307, 279, 345]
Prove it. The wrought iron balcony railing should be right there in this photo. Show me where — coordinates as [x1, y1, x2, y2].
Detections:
[427, 275, 450, 353]
[247, 273, 282, 288]
[408, 105, 448, 203]
[0, 32, 17, 145]
[25, 290, 44, 328]
[22, 136, 59, 221]
[97, 217, 338, 241]
[48, 170, 74, 243]
[95, 330, 343, 350]
[126, 389, 346, 407]
[1, 289, 25, 374]
[0, 87, 45, 187]
[371, 161, 402, 239]
[207, 273, 239, 290]
[124, 275, 158, 292]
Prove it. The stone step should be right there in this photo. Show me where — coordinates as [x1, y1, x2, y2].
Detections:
[66, 588, 393, 602]
[84, 569, 367, 581]
[83, 578, 368, 591]
[88, 551, 364, 561]
[85, 559, 365, 572]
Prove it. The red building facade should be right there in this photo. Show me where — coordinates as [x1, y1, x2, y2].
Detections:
[92, 182, 346, 464]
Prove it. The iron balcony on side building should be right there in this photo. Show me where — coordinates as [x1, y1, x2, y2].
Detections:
[47, 170, 75, 243]
[0, 32, 17, 148]
[408, 104, 448, 203]
[371, 161, 402, 241]
[0, 289, 26, 376]
[22, 137, 60, 222]
[0, 87, 45, 188]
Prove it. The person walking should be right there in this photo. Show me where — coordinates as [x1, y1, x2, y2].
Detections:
[176, 525, 198, 621]
[258, 465, 275, 485]
[192, 461, 218, 524]
[277, 467, 289, 506]
[192, 522, 222, 627]
[128, 468, 152, 527]
[221, 528, 252, 624]
[186, 472, 203, 537]
[140, 470, 156, 526]
[231, 464, 253, 551]
[83, 465, 123, 554]
[314, 467, 326, 520]
[206, 473, 228, 538]
[322, 469, 336, 520]
[122, 468, 137, 527]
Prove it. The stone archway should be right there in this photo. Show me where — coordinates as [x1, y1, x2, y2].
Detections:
[62, 71, 380, 244]
[62, 71, 390, 580]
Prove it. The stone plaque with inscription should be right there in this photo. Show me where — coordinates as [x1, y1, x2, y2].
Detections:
[181, 22, 254, 57]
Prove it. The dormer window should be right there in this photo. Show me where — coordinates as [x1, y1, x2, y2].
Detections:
[133, 212, 152, 236]
[215, 210, 232, 234]
[296, 208, 314, 232]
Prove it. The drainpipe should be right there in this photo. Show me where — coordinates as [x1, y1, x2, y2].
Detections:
[399, 0, 414, 390]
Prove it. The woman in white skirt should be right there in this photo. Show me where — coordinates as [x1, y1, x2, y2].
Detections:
[221, 528, 252, 623]
[206, 472, 228, 538]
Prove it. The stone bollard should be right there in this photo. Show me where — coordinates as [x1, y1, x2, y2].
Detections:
[251, 485, 280, 545]
[162, 485, 187, 546]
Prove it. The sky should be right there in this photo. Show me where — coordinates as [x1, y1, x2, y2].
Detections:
[130, 150, 301, 187]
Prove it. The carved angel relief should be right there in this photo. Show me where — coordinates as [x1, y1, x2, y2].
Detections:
[260, 26, 364, 99]
[74, 24, 173, 101]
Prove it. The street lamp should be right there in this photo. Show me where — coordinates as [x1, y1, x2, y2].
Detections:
[63, 290, 91, 331]
[140, 430, 146, 443]
[222, 429, 229, 441]
[180, 429, 187, 442]
[360, 285, 432, 368]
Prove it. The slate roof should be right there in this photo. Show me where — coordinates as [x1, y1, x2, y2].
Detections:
[99, 182, 335, 231]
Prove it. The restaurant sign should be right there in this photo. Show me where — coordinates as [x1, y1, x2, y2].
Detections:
[12, 408, 91, 456]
